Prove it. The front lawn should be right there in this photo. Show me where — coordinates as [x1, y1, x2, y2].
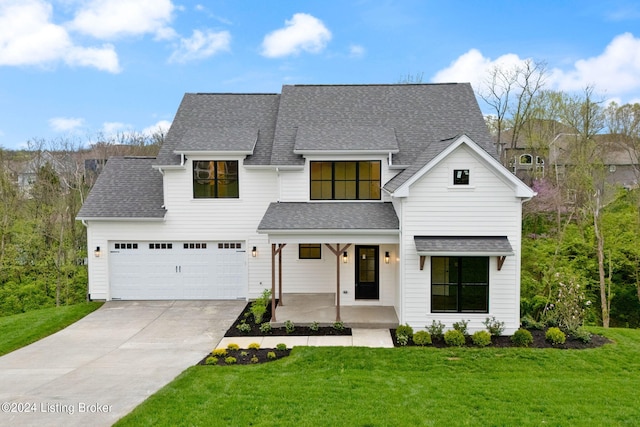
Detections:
[0, 302, 103, 356]
[116, 327, 640, 426]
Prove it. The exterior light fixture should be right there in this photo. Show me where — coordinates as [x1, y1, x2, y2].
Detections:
[342, 251, 348, 263]
[385, 251, 390, 264]
[252, 246, 257, 257]
[94, 246, 101, 257]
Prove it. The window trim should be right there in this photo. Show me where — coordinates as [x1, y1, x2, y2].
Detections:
[431, 256, 489, 313]
[193, 160, 239, 199]
[299, 243, 322, 260]
[309, 160, 381, 200]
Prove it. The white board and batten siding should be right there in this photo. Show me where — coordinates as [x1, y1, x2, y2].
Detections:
[398, 144, 525, 334]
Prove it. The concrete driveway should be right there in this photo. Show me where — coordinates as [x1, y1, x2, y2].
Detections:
[0, 300, 245, 427]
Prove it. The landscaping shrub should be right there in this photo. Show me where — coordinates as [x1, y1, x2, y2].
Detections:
[395, 324, 414, 346]
[412, 331, 432, 346]
[544, 275, 589, 333]
[250, 356, 259, 364]
[224, 356, 237, 364]
[426, 320, 445, 339]
[453, 319, 469, 335]
[571, 327, 592, 343]
[333, 321, 345, 331]
[267, 351, 277, 360]
[284, 320, 295, 334]
[250, 304, 267, 324]
[205, 356, 218, 365]
[227, 343, 240, 351]
[545, 327, 566, 345]
[310, 321, 320, 332]
[444, 329, 465, 347]
[511, 328, 534, 347]
[259, 322, 272, 334]
[483, 317, 505, 336]
[248, 342, 261, 350]
[471, 330, 492, 347]
[212, 348, 227, 357]
[276, 343, 287, 351]
[236, 322, 251, 333]
[520, 315, 545, 330]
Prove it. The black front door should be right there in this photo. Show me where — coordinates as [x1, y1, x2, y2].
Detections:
[355, 245, 379, 300]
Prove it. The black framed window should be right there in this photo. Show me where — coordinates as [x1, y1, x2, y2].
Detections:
[193, 161, 239, 198]
[453, 169, 470, 185]
[431, 256, 488, 313]
[310, 161, 381, 200]
[299, 244, 321, 259]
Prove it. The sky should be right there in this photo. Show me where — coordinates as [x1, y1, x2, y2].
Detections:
[1, 0, 640, 150]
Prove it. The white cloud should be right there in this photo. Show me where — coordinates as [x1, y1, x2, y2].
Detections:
[169, 29, 230, 63]
[69, 0, 176, 40]
[49, 117, 85, 132]
[549, 32, 640, 96]
[261, 13, 331, 58]
[102, 121, 131, 134]
[142, 120, 171, 136]
[432, 33, 640, 102]
[0, 0, 121, 72]
[349, 44, 365, 58]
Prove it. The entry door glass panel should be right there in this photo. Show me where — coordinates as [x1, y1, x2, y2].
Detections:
[355, 246, 379, 300]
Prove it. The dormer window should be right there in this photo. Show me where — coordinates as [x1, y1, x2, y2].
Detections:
[310, 161, 381, 200]
[193, 160, 239, 198]
[453, 169, 470, 185]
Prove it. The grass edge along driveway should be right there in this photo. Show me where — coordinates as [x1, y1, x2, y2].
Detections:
[116, 327, 640, 427]
[0, 302, 103, 356]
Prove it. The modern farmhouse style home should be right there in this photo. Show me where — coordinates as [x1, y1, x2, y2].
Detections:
[77, 83, 534, 333]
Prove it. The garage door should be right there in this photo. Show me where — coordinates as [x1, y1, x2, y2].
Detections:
[109, 241, 246, 300]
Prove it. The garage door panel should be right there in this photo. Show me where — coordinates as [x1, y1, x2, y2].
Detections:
[109, 241, 246, 300]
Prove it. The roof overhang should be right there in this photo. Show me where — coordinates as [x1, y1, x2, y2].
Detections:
[414, 236, 514, 256]
[174, 127, 258, 155]
[76, 216, 166, 222]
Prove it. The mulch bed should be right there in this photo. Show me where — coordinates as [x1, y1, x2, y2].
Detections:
[224, 301, 352, 337]
[390, 328, 611, 349]
[198, 348, 291, 366]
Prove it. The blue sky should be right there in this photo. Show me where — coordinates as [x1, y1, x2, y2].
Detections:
[1, 0, 640, 150]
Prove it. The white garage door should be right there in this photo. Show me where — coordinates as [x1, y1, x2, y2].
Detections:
[109, 241, 246, 300]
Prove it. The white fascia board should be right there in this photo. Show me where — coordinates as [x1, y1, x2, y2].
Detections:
[417, 251, 514, 257]
[152, 164, 184, 171]
[244, 164, 304, 170]
[174, 150, 253, 156]
[294, 149, 399, 156]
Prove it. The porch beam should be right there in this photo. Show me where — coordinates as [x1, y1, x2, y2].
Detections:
[497, 255, 506, 271]
[419, 255, 426, 271]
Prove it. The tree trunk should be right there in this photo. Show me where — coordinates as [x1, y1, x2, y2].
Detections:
[593, 193, 609, 327]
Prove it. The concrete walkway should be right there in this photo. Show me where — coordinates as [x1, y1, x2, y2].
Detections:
[0, 300, 245, 427]
[216, 328, 394, 349]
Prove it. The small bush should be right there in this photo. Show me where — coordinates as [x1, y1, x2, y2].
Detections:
[267, 351, 277, 360]
[395, 324, 414, 346]
[259, 322, 272, 334]
[444, 329, 466, 347]
[521, 315, 545, 330]
[212, 348, 227, 357]
[396, 334, 409, 346]
[284, 320, 295, 333]
[412, 331, 432, 346]
[310, 321, 320, 332]
[471, 330, 492, 347]
[205, 356, 218, 365]
[511, 328, 533, 347]
[452, 319, 469, 335]
[571, 327, 592, 343]
[483, 317, 505, 336]
[240, 351, 248, 357]
[333, 321, 345, 331]
[250, 356, 259, 364]
[224, 356, 237, 364]
[250, 303, 267, 324]
[248, 342, 261, 350]
[545, 327, 566, 345]
[276, 343, 287, 351]
[226, 343, 240, 351]
[426, 320, 445, 339]
[236, 322, 251, 333]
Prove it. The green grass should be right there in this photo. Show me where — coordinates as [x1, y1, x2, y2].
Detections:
[116, 327, 640, 426]
[0, 302, 103, 356]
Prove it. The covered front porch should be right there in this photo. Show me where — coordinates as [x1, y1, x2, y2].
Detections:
[257, 202, 401, 328]
[271, 293, 399, 328]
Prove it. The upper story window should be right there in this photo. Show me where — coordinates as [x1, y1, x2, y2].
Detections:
[519, 154, 533, 165]
[453, 169, 470, 185]
[193, 161, 239, 199]
[310, 161, 381, 200]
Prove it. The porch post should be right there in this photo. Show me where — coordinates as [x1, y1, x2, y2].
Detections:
[271, 243, 276, 322]
[336, 243, 341, 322]
[278, 244, 283, 306]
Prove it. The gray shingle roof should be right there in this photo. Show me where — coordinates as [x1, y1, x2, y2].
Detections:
[76, 157, 166, 219]
[294, 126, 399, 152]
[258, 202, 399, 231]
[175, 127, 258, 153]
[414, 236, 514, 255]
[155, 93, 280, 166]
